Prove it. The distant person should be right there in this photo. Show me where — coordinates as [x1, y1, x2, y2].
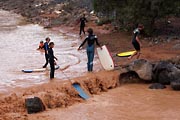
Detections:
[37, 41, 44, 50]
[128, 24, 144, 60]
[48, 42, 58, 79]
[43, 37, 51, 68]
[78, 28, 101, 72]
[79, 14, 88, 36]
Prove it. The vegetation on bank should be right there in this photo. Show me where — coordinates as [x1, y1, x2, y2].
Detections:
[93, 0, 180, 35]
[0, 0, 179, 36]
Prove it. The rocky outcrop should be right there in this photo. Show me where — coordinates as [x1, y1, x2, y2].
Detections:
[120, 59, 153, 81]
[0, 0, 93, 27]
[119, 59, 180, 91]
[152, 61, 180, 85]
[171, 79, 180, 91]
[149, 83, 166, 89]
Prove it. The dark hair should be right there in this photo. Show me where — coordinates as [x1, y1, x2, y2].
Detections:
[45, 37, 50, 41]
[87, 28, 93, 35]
[49, 42, 54, 46]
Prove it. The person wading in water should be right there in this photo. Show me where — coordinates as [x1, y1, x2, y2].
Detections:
[78, 28, 102, 72]
[128, 24, 144, 60]
[48, 42, 58, 79]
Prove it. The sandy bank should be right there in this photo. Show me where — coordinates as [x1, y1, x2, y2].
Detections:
[0, 71, 119, 119]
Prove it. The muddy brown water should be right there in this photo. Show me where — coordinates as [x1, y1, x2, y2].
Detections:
[0, 10, 101, 92]
[28, 84, 180, 120]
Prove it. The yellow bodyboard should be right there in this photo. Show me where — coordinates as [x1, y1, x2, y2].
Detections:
[117, 51, 136, 57]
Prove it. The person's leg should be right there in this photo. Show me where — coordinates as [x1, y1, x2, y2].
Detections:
[128, 42, 140, 60]
[136, 50, 141, 59]
[82, 26, 85, 35]
[50, 61, 55, 79]
[128, 51, 137, 60]
[43, 54, 49, 68]
[87, 50, 91, 71]
[89, 50, 95, 71]
[88, 45, 95, 71]
[79, 26, 83, 36]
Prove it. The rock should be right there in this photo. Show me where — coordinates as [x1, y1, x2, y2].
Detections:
[152, 61, 173, 84]
[25, 97, 45, 114]
[153, 61, 180, 85]
[149, 83, 166, 89]
[128, 59, 153, 81]
[119, 71, 142, 84]
[158, 70, 171, 85]
[171, 79, 180, 91]
[172, 44, 180, 50]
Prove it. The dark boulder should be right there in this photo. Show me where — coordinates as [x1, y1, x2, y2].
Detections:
[149, 83, 166, 89]
[171, 79, 180, 91]
[25, 97, 45, 114]
[152, 61, 175, 85]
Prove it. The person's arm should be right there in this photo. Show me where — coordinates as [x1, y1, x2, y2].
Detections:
[95, 36, 102, 48]
[136, 34, 142, 47]
[54, 56, 58, 60]
[77, 18, 81, 25]
[78, 38, 87, 50]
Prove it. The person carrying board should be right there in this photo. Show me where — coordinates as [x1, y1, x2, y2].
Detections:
[128, 24, 144, 60]
[48, 42, 58, 79]
[78, 28, 102, 72]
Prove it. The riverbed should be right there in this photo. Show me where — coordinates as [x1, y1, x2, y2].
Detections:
[0, 10, 101, 92]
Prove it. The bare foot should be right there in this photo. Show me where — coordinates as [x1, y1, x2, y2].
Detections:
[128, 56, 132, 60]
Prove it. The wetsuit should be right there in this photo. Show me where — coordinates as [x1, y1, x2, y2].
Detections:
[132, 28, 140, 51]
[79, 17, 87, 35]
[43, 42, 49, 68]
[48, 48, 55, 79]
[79, 34, 100, 71]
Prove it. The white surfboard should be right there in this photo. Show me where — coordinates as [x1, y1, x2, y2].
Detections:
[97, 45, 114, 71]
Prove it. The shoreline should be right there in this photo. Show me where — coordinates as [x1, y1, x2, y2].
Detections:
[0, 71, 120, 120]
[0, 8, 180, 120]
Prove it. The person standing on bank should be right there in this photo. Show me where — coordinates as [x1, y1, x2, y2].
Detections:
[43, 37, 50, 68]
[78, 28, 101, 72]
[79, 14, 88, 36]
[48, 42, 58, 79]
[128, 24, 144, 60]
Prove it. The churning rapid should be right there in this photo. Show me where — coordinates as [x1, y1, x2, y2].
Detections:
[0, 10, 101, 92]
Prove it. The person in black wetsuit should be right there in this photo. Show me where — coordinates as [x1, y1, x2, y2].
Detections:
[43, 37, 51, 68]
[48, 42, 58, 79]
[79, 14, 88, 36]
[128, 24, 144, 60]
[78, 28, 102, 72]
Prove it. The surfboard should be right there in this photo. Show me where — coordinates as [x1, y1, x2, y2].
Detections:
[97, 45, 114, 71]
[72, 83, 90, 100]
[22, 65, 60, 73]
[117, 51, 136, 57]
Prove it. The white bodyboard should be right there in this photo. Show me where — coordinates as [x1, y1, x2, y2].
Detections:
[97, 45, 114, 71]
